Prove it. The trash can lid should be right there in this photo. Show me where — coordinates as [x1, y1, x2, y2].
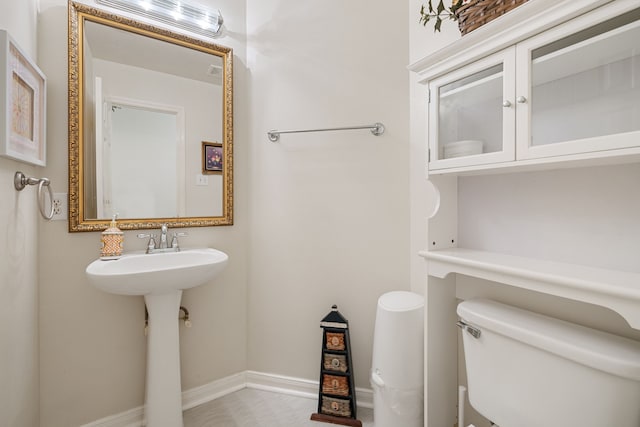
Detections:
[378, 291, 424, 312]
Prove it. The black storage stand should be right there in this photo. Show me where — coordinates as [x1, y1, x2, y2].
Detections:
[311, 305, 362, 427]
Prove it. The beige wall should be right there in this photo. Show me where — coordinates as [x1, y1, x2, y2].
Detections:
[36, 0, 248, 426]
[12, 1, 636, 426]
[7, 0, 408, 424]
[245, 0, 410, 389]
[0, 0, 40, 426]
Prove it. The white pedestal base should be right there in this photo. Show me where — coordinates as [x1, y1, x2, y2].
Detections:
[144, 290, 184, 427]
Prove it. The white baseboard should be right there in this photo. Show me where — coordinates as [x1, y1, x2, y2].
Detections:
[245, 371, 373, 409]
[245, 370, 318, 399]
[80, 405, 144, 427]
[182, 371, 246, 410]
[81, 371, 373, 427]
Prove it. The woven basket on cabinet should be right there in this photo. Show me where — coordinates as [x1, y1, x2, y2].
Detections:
[456, 0, 529, 35]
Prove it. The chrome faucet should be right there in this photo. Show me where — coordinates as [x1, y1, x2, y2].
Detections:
[137, 224, 187, 254]
[159, 224, 169, 250]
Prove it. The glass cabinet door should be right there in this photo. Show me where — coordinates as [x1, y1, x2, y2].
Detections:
[516, 7, 640, 160]
[428, 48, 516, 171]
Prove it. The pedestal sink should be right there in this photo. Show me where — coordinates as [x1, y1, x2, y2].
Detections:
[86, 248, 228, 427]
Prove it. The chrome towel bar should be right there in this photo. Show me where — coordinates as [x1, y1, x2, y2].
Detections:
[267, 122, 385, 142]
[14, 171, 54, 220]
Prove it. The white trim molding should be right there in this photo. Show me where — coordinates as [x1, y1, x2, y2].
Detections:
[245, 370, 373, 409]
[80, 406, 143, 427]
[81, 371, 373, 427]
[181, 372, 246, 411]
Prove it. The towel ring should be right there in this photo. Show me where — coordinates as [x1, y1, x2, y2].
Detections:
[14, 171, 54, 220]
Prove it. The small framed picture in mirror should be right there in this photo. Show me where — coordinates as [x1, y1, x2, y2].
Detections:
[202, 141, 223, 174]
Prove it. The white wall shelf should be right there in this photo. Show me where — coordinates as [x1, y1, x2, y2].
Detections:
[419, 248, 640, 329]
[428, 145, 640, 176]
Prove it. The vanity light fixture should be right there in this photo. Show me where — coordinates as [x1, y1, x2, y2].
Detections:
[95, 0, 224, 38]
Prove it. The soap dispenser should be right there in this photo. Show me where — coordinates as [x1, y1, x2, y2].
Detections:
[101, 214, 124, 260]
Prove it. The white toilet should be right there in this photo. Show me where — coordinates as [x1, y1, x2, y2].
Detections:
[457, 299, 640, 427]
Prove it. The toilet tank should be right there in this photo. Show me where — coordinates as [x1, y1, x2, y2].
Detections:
[457, 299, 640, 427]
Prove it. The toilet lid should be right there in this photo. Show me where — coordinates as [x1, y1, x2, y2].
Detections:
[458, 299, 640, 381]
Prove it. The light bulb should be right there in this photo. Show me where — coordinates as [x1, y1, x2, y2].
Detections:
[199, 12, 210, 29]
[171, 3, 182, 20]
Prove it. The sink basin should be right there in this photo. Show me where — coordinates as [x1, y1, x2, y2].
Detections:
[86, 247, 228, 427]
[85, 248, 228, 295]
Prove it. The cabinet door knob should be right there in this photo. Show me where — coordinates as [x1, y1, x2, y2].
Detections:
[516, 96, 527, 104]
[502, 100, 512, 108]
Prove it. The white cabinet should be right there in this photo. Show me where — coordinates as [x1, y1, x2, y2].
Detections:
[412, 2, 640, 425]
[426, 2, 640, 173]
[428, 48, 516, 169]
[419, 0, 640, 332]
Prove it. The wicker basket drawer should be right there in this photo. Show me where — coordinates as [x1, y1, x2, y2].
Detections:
[321, 396, 351, 417]
[325, 331, 345, 351]
[322, 374, 349, 396]
[323, 353, 348, 373]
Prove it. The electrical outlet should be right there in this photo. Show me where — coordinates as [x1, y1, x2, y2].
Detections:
[195, 174, 209, 186]
[51, 193, 68, 221]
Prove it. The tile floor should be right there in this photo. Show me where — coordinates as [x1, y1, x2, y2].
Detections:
[183, 388, 374, 427]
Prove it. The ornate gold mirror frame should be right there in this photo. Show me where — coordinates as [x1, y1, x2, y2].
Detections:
[68, 1, 233, 232]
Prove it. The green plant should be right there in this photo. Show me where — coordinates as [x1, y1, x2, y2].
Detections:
[419, 0, 464, 32]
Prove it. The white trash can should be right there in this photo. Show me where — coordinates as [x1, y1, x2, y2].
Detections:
[371, 291, 424, 427]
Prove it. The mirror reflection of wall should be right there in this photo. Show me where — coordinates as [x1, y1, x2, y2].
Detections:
[82, 19, 224, 220]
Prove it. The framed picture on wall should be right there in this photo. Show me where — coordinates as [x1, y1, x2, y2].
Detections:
[202, 141, 223, 174]
[0, 30, 47, 166]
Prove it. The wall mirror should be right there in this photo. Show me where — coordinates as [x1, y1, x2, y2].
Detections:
[68, 1, 233, 232]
